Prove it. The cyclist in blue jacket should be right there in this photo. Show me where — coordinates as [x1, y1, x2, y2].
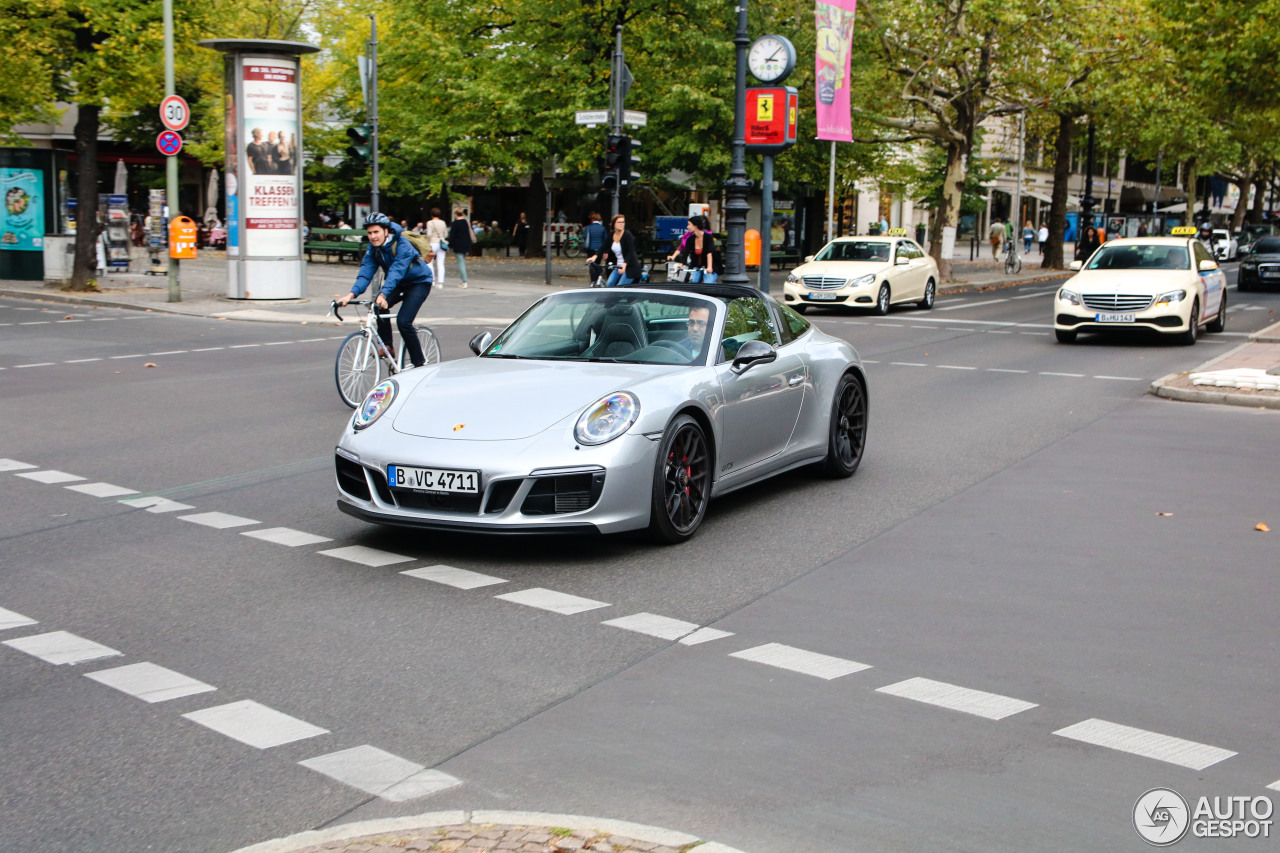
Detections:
[334, 213, 434, 367]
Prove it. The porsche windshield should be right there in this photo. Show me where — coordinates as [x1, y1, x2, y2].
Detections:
[482, 291, 719, 365]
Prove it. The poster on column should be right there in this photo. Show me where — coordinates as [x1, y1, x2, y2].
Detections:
[814, 0, 857, 142]
[1, 168, 45, 251]
[241, 57, 299, 256]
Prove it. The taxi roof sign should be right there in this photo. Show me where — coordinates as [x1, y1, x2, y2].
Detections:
[887, 228, 909, 236]
[1170, 226, 1198, 236]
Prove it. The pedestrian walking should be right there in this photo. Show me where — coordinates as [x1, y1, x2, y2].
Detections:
[512, 212, 529, 257]
[1022, 220, 1035, 254]
[1037, 223, 1048, 254]
[425, 208, 449, 288]
[1075, 226, 1101, 262]
[448, 208, 473, 287]
[988, 219, 1005, 260]
[582, 212, 606, 256]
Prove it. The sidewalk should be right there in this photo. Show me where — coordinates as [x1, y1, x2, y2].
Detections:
[1150, 320, 1280, 410]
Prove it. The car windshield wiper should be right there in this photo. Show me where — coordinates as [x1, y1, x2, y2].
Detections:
[483, 353, 534, 359]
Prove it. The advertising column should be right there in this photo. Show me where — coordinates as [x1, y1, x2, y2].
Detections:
[201, 39, 318, 300]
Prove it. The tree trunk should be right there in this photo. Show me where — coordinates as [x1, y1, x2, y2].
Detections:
[1182, 157, 1198, 228]
[928, 139, 968, 282]
[1230, 174, 1252, 231]
[1249, 171, 1267, 223]
[1044, 113, 1073, 269]
[70, 104, 101, 292]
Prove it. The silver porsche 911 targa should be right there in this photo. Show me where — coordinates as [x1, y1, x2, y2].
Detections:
[335, 282, 868, 542]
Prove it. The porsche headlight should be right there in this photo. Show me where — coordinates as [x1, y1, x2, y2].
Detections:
[1058, 288, 1081, 305]
[849, 273, 876, 288]
[574, 391, 639, 446]
[1155, 289, 1187, 306]
[353, 379, 397, 430]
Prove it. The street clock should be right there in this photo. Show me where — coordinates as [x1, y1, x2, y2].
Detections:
[748, 35, 797, 84]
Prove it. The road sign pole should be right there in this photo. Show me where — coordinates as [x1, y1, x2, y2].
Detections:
[369, 15, 379, 214]
[163, 0, 180, 301]
[610, 25, 623, 218]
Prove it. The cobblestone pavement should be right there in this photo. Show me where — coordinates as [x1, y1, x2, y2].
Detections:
[287, 823, 695, 853]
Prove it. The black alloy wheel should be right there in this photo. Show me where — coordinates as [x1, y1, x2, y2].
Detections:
[820, 373, 868, 478]
[648, 414, 713, 543]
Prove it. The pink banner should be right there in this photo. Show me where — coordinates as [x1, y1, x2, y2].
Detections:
[815, 0, 857, 142]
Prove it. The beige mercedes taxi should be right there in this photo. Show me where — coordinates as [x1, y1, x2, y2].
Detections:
[1054, 228, 1228, 345]
[783, 234, 940, 314]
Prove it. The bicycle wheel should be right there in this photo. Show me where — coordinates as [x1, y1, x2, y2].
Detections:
[335, 331, 383, 408]
[566, 237, 587, 258]
[400, 326, 442, 369]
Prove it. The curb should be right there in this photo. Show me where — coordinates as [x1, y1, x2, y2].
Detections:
[0, 287, 333, 325]
[1248, 320, 1280, 343]
[938, 272, 1067, 295]
[1148, 340, 1280, 410]
[227, 810, 748, 853]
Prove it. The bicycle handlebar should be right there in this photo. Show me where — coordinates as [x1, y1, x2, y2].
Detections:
[329, 298, 376, 322]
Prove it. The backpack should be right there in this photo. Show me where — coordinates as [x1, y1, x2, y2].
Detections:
[400, 230, 435, 261]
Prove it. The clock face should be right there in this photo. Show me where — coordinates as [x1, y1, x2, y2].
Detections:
[748, 35, 795, 83]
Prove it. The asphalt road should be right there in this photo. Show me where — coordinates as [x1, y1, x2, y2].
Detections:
[1, 270, 1278, 852]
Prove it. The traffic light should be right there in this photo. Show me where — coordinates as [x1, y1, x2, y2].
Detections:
[622, 137, 641, 185]
[601, 171, 618, 193]
[346, 124, 372, 165]
[605, 134, 626, 171]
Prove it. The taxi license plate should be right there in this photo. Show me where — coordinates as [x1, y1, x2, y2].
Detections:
[1095, 312, 1136, 323]
[387, 465, 479, 494]
[808, 291, 839, 301]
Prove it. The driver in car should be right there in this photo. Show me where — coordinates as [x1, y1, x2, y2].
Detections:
[677, 305, 711, 359]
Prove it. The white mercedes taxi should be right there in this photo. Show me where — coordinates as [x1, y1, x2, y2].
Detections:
[1054, 228, 1228, 345]
[783, 232, 939, 315]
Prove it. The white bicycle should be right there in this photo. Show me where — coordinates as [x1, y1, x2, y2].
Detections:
[330, 298, 441, 408]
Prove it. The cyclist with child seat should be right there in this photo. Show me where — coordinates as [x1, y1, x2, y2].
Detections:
[333, 213, 434, 368]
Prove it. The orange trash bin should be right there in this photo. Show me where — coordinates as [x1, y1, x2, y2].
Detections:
[745, 229, 761, 268]
[168, 216, 198, 259]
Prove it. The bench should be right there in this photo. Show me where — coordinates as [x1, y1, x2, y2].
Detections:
[769, 251, 801, 270]
[305, 228, 365, 263]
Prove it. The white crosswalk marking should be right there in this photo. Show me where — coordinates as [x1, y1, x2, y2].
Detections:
[318, 545, 413, 567]
[16, 470, 86, 485]
[876, 677, 1037, 720]
[183, 700, 328, 749]
[729, 643, 871, 680]
[401, 565, 507, 589]
[495, 588, 610, 615]
[3, 631, 122, 665]
[1054, 718, 1236, 770]
[0, 458, 36, 472]
[0, 607, 37, 630]
[601, 612, 733, 645]
[178, 511, 260, 529]
[241, 527, 332, 547]
[120, 496, 195, 513]
[85, 662, 216, 702]
[65, 482, 140, 498]
[299, 746, 462, 801]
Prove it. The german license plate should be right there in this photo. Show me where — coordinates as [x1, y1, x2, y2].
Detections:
[1095, 312, 1136, 323]
[1262, 270, 1280, 278]
[808, 291, 838, 301]
[387, 465, 479, 493]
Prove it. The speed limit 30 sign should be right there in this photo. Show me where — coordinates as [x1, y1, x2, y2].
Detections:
[159, 95, 190, 132]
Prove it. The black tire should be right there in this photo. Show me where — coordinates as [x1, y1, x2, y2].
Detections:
[335, 331, 383, 408]
[400, 326, 443, 369]
[793, 303, 809, 314]
[1206, 291, 1227, 333]
[873, 283, 891, 316]
[1055, 328, 1077, 344]
[819, 373, 868, 478]
[1237, 277, 1252, 292]
[647, 414, 713, 544]
[917, 278, 936, 310]
[1177, 300, 1200, 346]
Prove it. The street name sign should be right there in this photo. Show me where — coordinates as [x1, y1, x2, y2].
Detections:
[575, 110, 609, 127]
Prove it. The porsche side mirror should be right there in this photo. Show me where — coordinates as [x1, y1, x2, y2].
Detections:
[1068, 260, 1083, 271]
[730, 339, 777, 375]
[469, 331, 493, 356]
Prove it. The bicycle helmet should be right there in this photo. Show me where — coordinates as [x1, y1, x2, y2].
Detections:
[365, 212, 393, 228]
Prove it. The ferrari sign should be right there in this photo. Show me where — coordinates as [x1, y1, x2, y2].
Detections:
[746, 87, 799, 152]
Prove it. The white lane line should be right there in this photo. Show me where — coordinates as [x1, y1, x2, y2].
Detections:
[65, 482, 140, 498]
[3, 631, 122, 665]
[19, 321, 51, 325]
[15, 363, 56, 368]
[934, 298, 963, 304]
[299, 746, 462, 801]
[401, 565, 507, 589]
[183, 700, 328, 749]
[263, 341, 294, 346]
[876, 677, 1037, 720]
[601, 612, 733, 646]
[294, 338, 330, 343]
[946, 327, 975, 332]
[229, 344, 261, 349]
[1040, 371, 1084, 377]
[17, 470, 86, 485]
[495, 587, 610, 615]
[987, 368, 1029, 373]
[241, 527, 332, 547]
[861, 359, 879, 364]
[89, 317, 118, 321]
[1010, 291, 1055, 300]
[890, 362, 927, 367]
[85, 662, 216, 703]
[729, 642, 871, 680]
[987, 330, 1013, 334]
[178, 511, 260, 529]
[150, 350, 188, 356]
[64, 358, 103, 363]
[192, 347, 225, 352]
[120, 496, 195, 513]
[0, 458, 36, 472]
[1093, 375, 1144, 381]
[939, 298, 1010, 310]
[937, 365, 977, 370]
[1054, 718, 1236, 770]
[1021, 331, 1049, 336]
[108, 354, 147, 359]
[877, 323, 903, 327]
[318, 545, 414, 567]
[0, 606, 37, 630]
[1268, 780, 1280, 793]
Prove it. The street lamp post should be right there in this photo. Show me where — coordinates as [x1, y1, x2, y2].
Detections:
[722, 1, 751, 286]
[1079, 121, 1098, 241]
